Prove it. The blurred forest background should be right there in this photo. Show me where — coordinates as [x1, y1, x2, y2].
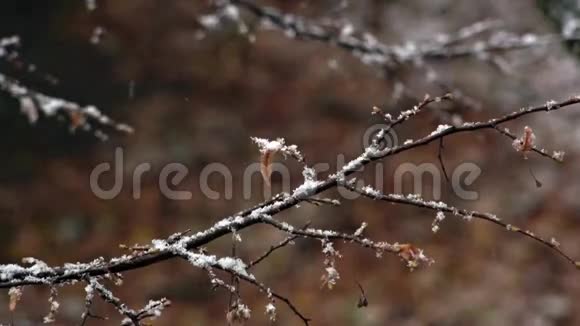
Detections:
[1, 0, 580, 325]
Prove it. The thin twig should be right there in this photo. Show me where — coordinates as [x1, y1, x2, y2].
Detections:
[491, 125, 562, 162]
[437, 137, 451, 183]
[248, 222, 311, 268]
[343, 182, 577, 266]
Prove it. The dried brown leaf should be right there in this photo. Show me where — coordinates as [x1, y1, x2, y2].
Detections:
[9, 287, 22, 312]
[260, 150, 275, 186]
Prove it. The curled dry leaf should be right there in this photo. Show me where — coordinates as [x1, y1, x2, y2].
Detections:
[251, 137, 303, 185]
[9, 287, 22, 311]
[251, 137, 284, 185]
[68, 110, 87, 132]
[512, 126, 536, 158]
[396, 243, 433, 270]
[356, 281, 368, 308]
[397, 243, 419, 262]
[260, 149, 275, 186]
[226, 301, 251, 325]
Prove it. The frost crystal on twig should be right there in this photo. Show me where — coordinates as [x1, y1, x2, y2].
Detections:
[227, 300, 252, 325]
[432, 211, 446, 233]
[552, 151, 565, 162]
[265, 303, 277, 322]
[43, 287, 59, 323]
[293, 166, 322, 198]
[320, 241, 342, 290]
[354, 222, 368, 238]
[429, 124, 452, 137]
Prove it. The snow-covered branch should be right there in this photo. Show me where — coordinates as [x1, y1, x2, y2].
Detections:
[344, 182, 577, 266]
[0, 36, 132, 140]
[2, 94, 580, 324]
[212, 0, 580, 69]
